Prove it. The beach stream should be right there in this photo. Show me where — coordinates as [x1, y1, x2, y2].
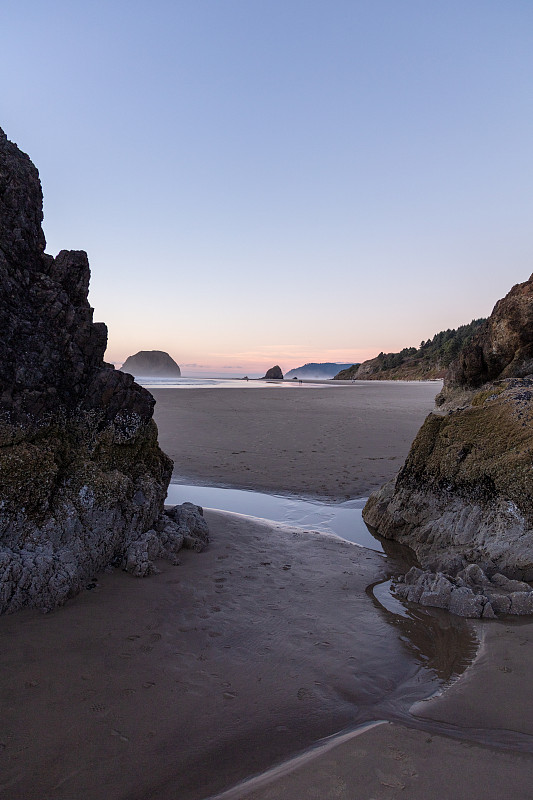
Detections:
[161, 484, 485, 800]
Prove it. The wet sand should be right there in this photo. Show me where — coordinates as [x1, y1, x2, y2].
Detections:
[2, 380, 533, 798]
[151, 381, 441, 499]
[0, 511, 473, 800]
[222, 617, 533, 800]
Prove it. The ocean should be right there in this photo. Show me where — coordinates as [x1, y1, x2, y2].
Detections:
[137, 377, 332, 389]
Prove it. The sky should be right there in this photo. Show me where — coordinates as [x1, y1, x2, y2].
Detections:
[1, 0, 533, 377]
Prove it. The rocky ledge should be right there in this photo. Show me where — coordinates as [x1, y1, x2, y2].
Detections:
[364, 274, 533, 617]
[0, 128, 207, 613]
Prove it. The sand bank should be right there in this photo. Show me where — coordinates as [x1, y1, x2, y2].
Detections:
[152, 381, 441, 498]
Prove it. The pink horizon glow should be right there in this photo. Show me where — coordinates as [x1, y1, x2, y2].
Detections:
[109, 347, 381, 377]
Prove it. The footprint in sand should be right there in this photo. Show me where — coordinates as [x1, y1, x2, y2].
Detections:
[91, 703, 109, 716]
[140, 644, 153, 653]
[111, 729, 129, 743]
[223, 691, 237, 700]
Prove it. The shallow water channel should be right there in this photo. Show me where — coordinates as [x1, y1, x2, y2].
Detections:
[166, 482, 384, 552]
[165, 482, 481, 800]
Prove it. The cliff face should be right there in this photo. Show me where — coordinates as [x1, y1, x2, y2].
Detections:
[363, 274, 533, 617]
[0, 129, 207, 614]
[444, 276, 533, 391]
[120, 350, 181, 378]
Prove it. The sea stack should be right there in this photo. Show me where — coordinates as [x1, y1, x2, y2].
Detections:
[363, 273, 533, 617]
[0, 128, 207, 614]
[120, 350, 181, 378]
[262, 365, 284, 380]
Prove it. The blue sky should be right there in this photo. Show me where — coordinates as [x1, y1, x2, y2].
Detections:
[2, 0, 532, 376]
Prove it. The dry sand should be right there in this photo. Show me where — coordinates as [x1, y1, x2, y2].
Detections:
[2, 381, 533, 799]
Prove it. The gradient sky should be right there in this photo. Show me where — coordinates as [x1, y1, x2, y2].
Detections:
[2, 1, 533, 376]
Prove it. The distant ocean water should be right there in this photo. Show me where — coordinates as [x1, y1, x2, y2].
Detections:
[136, 377, 332, 389]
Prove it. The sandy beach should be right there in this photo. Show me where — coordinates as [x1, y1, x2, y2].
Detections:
[1, 381, 533, 799]
[151, 381, 441, 499]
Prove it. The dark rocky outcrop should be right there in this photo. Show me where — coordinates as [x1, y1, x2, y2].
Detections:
[120, 350, 181, 379]
[0, 128, 207, 614]
[262, 365, 283, 380]
[441, 277, 533, 394]
[364, 274, 533, 617]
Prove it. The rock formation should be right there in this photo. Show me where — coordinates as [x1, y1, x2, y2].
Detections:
[363, 274, 533, 617]
[0, 128, 207, 614]
[120, 350, 181, 378]
[262, 365, 283, 380]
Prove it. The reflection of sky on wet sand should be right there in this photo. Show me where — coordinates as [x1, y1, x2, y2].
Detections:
[370, 579, 478, 686]
[166, 483, 382, 551]
[139, 377, 334, 389]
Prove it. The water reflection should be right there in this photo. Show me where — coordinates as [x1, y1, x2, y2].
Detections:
[167, 483, 384, 551]
[168, 482, 478, 690]
[369, 579, 478, 687]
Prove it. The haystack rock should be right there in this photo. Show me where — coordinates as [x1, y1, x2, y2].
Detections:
[262, 365, 283, 380]
[364, 273, 533, 617]
[120, 350, 181, 378]
[0, 128, 208, 614]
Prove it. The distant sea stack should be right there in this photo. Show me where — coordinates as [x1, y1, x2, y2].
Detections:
[0, 128, 207, 614]
[263, 365, 284, 380]
[285, 362, 354, 380]
[120, 350, 181, 378]
[364, 273, 533, 618]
